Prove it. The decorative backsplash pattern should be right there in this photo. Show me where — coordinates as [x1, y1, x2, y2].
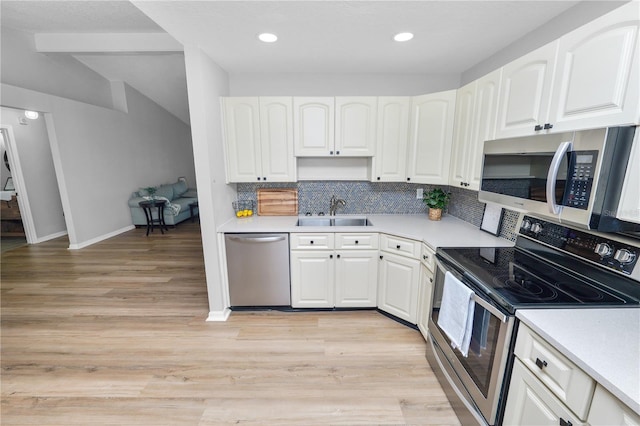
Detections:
[237, 182, 519, 241]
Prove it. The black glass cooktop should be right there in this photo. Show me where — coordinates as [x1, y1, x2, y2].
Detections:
[437, 245, 640, 314]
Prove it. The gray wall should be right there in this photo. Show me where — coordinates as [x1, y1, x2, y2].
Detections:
[0, 106, 66, 241]
[1, 27, 114, 109]
[462, 1, 627, 84]
[230, 72, 460, 96]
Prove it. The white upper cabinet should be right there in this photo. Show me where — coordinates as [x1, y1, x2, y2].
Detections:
[548, 2, 640, 132]
[335, 97, 377, 156]
[449, 80, 477, 189]
[222, 97, 262, 183]
[223, 97, 296, 183]
[373, 97, 411, 182]
[294, 97, 335, 156]
[496, 2, 639, 138]
[294, 97, 376, 157]
[259, 97, 296, 182]
[407, 90, 457, 185]
[496, 42, 558, 138]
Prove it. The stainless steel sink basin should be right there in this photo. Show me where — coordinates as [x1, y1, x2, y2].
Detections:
[296, 217, 372, 227]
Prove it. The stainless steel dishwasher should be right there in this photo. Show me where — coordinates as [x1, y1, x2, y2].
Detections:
[224, 233, 291, 307]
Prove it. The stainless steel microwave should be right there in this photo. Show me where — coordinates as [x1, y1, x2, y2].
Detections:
[479, 126, 640, 233]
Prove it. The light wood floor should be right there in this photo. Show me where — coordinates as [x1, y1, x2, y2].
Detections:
[1, 222, 460, 425]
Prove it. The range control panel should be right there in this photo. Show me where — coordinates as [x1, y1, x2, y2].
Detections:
[519, 215, 638, 275]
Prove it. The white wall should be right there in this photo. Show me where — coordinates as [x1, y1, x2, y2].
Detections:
[183, 45, 236, 320]
[230, 72, 459, 96]
[462, 1, 627, 84]
[1, 27, 114, 109]
[1, 82, 195, 249]
[1, 107, 66, 241]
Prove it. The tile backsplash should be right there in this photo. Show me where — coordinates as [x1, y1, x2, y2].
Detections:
[238, 181, 519, 241]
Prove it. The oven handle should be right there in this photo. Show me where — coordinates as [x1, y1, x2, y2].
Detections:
[436, 258, 509, 323]
[546, 140, 573, 215]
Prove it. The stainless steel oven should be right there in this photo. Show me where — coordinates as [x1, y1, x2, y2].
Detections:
[427, 214, 640, 425]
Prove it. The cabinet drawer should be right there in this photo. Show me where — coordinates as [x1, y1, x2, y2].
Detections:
[380, 234, 421, 259]
[515, 324, 595, 420]
[421, 243, 435, 271]
[335, 233, 378, 250]
[290, 233, 334, 250]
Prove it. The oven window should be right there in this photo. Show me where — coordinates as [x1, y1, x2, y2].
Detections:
[431, 269, 502, 398]
[481, 153, 567, 204]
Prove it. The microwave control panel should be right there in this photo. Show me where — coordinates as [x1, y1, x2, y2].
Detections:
[520, 216, 637, 275]
[563, 150, 598, 210]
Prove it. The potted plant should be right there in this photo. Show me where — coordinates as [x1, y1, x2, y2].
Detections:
[144, 186, 158, 200]
[423, 187, 451, 221]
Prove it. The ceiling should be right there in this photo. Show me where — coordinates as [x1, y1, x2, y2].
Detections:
[2, 0, 590, 125]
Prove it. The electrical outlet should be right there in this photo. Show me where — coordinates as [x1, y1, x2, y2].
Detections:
[416, 188, 423, 199]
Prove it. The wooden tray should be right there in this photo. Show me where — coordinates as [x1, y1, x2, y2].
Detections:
[257, 188, 298, 216]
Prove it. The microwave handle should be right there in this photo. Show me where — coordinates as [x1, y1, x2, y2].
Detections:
[546, 141, 573, 215]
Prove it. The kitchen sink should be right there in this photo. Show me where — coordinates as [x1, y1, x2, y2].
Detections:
[296, 217, 372, 227]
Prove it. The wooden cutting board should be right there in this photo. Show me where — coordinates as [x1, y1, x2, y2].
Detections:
[257, 188, 298, 216]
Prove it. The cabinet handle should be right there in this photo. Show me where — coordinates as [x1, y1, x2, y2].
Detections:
[263, 177, 267, 181]
[534, 124, 543, 131]
[330, 254, 333, 259]
[407, 177, 411, 181]
[330, 151, 334, 155]
[355, 240, 359, 244]
[377, 177, 381, 181]
[336, 151, 340, 155]
[559, 418, 573, 426]
[396, 245, 401, 249]
[429, 278, 433, 283]
[310, 241, 314, 244]
[257, 177, 261, 181]
[535, 358, 548, 369]
[380, 255, 383, 260]
[337, 254, 340, 259]
[544, 123, 554, 130]
[423, 255, 428, 260]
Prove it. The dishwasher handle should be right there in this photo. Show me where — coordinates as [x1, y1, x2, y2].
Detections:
[227, 235, 287, 244]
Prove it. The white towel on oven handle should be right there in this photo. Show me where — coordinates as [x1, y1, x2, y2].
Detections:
[437, 271, 475, 357]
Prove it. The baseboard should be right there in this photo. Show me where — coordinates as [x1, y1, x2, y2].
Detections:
[206, 308, 231, 322]
[33, 230, 68, 244]
[68, 225, 135, 250]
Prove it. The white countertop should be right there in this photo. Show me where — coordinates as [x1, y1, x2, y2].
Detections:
[517, 308, 640, 415]
[217, 213, 514, 249]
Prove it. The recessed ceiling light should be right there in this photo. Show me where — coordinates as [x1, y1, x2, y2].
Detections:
[258, 33, 278, 43]
[24, 110, 39, 120]
[394, 32, 414, 42]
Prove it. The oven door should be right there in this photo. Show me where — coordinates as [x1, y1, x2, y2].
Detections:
[428, 257, 515, 425]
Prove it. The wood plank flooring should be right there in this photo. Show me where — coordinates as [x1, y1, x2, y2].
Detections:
[1, 222, 460, 425]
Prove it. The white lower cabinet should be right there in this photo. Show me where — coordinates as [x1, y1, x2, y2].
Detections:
[503, 359, 587, 426]
[416, 244, 435, 339]
[504, 324, 639, 426]
[290, 233, 378, 308]
[377, 234, 421, 324]
[588, 385, 640, 426]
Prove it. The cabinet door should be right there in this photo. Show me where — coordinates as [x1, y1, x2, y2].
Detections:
[259, 97, 296, 182]
[406, 91, 457, 185]
[449, 81, 477, 189]
[468, 69, 501, 190]
[290, 251, 334, 308]
[549, 2, 640, 131]
[373, 97, 410, 182]
[335, 97, 377, 156]
[334, 250, 378, 307]
[496, 42, 558, 138]
[416, 263, 434, 339]
[588, 384, 640, 426]
[293, 97, 335, 156]
[503, 360, 587, 426]
[378, 252, 420, 324]
[222, 97, 262, 182]
[617, 130, 640, 224]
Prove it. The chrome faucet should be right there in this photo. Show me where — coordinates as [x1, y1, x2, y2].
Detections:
[329, 195, 346, 216]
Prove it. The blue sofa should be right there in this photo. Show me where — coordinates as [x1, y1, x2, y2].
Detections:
[128, 179, 198, 226]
